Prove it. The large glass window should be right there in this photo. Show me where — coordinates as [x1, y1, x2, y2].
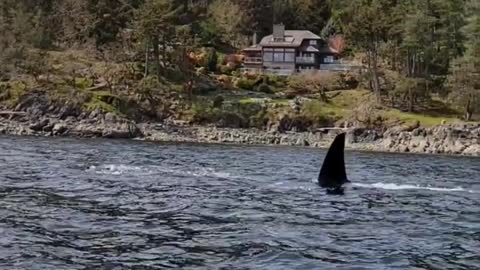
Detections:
[274, 52, 284, 62]
[309, 40, 318, 46]
[324, 55, 334, 63]
[263, 52, 273, 62]
[284, 52, 295, 62]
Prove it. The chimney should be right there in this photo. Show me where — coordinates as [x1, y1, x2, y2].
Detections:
[253, 32, 258, 46]
[273, 24, 285, 42]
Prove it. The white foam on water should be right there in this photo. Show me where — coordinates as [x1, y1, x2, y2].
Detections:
[192, 168, 234, 178]
[86, 164, 235, 178]
[310, 178, 476, 193]
[352, 182, 471, 192]
[87, 164, 145, 175]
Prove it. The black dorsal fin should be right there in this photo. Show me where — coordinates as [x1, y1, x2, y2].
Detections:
[318, 133, 349, 188]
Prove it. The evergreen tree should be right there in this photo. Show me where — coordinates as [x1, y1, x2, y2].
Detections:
[447, 0, 480, 120]
[334, 0, 398, 100]
[134, 0, 179, 78]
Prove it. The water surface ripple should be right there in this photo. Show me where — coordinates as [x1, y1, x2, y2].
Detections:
[0, 136, 479, 269]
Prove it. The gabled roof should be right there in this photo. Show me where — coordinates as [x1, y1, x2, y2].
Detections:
[259, 30, 322, 48]
[304, 46, 320, 52]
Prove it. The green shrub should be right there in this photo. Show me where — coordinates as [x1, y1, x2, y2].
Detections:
[198, 20, 222, 46]
[219, 65, 233, 75]
[33, 29, 54, 50]
[213, 95, 224, 108]
[188, 100, 267, 128]
[74, 78, 94, 89]
[266, 75, 287, 87]
[189, 103, 247, 128]
[165, 67, 186, 82]
[84, 91, 123, 114]
[2, 81, 27, 107]
[302, 101, 341, 127]
[257, 83, 273, 94]
[203, 48, 218, 72]
[235, 78, 256, 90]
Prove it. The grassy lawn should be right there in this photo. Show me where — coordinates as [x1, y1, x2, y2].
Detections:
[382, 110, 459, 127]
[236, 89, 465, 127]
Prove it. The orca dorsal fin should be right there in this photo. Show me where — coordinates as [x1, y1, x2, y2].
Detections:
[318, 133, 349, 188]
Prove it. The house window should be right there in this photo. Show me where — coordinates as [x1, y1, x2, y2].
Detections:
[284, 52, 295, 62]
[263, 52, 273, 62]
[309, 40, 318, 46]
[324, 55, 334, 63]
[274, 52, 284, 62]
[270, 48, 283, 62]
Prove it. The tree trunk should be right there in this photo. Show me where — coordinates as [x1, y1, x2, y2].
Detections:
[408, 87, 413, 112]
[465, 95, 473, 121]
[152, 37, 161, 80]
[144, 41, 149, 78]
[162, 35, 167, 70]
[392, 45, 397, 71]
[370, 47, 381, 103]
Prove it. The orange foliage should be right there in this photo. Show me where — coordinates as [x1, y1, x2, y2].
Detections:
[224, 54, 245, 64]
[187, 51, 206, 66]
[328, 35, 346, 54]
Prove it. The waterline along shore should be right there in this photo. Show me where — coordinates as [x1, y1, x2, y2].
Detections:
[1, 110, 479, 157]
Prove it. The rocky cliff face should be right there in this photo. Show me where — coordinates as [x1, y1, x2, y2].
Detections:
[1, 94, 479, 157]
[0, 94, 141, 139]
[140, 124, 480, 156]
[381, 123, 480, 156]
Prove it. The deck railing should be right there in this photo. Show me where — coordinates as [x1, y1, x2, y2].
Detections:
[296, 57, 315, 64]
[264, 69, 295, 76]
[319, 63, 363, 71]
[244, 57, 263, 64]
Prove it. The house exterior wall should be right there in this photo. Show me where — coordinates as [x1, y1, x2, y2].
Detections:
[241, 31, 347, 75]
[261, 47, 296, 74]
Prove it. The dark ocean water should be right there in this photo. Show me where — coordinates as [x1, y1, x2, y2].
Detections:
[0, 136, 479, 270]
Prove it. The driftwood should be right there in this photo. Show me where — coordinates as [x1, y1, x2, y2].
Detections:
[0, 111, 26, 116]
[85, 83, 107, 92]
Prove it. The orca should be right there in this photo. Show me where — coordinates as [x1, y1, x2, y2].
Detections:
[318, 133, 350, 195]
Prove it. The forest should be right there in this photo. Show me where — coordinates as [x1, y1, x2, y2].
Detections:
[0, 0, 479, 128]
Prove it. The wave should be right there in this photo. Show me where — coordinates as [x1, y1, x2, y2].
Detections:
[86, 164, 234, 179]
[352, 182, 474, 193]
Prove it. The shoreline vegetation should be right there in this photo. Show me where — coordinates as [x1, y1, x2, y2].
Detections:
[1, 1, 479, 157]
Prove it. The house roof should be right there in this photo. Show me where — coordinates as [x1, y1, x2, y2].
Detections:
[259, 30, 322, 48]
[242, 45, 262, 52]
[304, 46, 320, 52]
[318, 46, 339, 54]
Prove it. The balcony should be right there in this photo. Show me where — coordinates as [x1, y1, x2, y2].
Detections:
[240, 67, 263, 74]
[244, 57, 263, 64]
[264, 69, 295, 76]
[319, 63, 363, 71]
[296, 57, 315, 64]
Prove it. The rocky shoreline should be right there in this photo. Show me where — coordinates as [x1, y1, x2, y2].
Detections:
[1, 106, 479, 156]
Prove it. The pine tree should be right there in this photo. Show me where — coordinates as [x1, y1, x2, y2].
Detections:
[135, 0, 179, 78]
[334, 0, 398, 101]
[447, 0, 480, 120]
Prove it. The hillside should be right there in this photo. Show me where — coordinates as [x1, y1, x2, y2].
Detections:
[0, 0, 479, 132]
